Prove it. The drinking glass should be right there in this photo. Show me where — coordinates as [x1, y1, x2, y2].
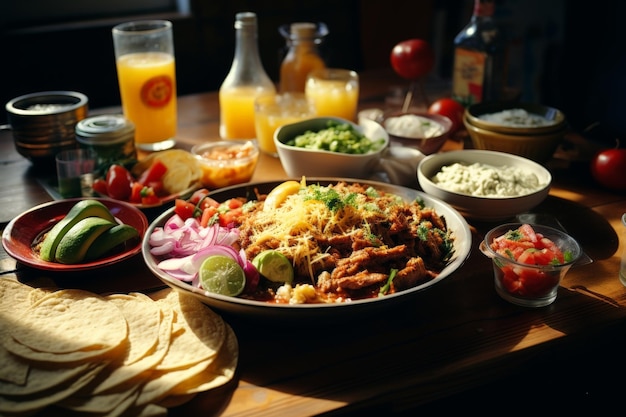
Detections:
[112, 20, 177, 151]
[56, 149, 96, 198]
[305, 68, 359, 121]
[254, 93, 315, 156]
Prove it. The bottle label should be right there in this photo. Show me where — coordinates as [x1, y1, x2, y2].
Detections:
[452, 48, 487, 106]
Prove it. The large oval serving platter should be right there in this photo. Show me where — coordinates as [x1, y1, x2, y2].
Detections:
[142, 179, 472, 319]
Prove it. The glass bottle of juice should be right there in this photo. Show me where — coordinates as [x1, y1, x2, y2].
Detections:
[451, 0, 506, 106]
[219, 12, 276, 139]
[278, 22, 327, 93]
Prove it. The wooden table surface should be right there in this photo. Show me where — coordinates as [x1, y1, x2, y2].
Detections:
[1, 70, 626, 415]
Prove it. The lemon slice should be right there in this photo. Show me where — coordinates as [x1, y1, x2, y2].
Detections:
[263, 179, 303, 212]
[252, 250, 294, 283]
[199, 255, 246, 297]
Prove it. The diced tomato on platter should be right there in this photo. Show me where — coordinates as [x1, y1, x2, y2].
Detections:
[174, 189, 247, 227]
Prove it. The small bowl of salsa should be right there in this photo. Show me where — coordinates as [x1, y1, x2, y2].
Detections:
[191, 140, 259, 189]
[480, 223, 583, 308]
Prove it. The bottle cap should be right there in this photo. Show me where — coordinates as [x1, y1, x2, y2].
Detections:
[235, 12, 257, 28]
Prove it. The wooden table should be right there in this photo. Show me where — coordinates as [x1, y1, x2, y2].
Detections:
[2, 70, 626, 415]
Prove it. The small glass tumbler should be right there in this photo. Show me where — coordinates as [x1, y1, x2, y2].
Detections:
[480, 223, 583, 308]
[305, 68, 359, 122]
[55, 149, 97, 198]
[254, 92, 315, 156]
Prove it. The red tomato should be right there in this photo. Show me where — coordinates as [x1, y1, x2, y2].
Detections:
[138, 160, 168, 186]
[129, 182, 144, 203]
[219, 207, 243, 227]
[105, 165, 133, 200]
[141, 189, 160, 206]
[390, 39, 434, 80]
[427, 98, 466, 133]
[200, 206, 218, 227]
[92, 178, 108, 196]
[590, 147, 626, 191]
[189, 189, 210, 204]
[174, 199, 197, 220]
[147, 181, 165, 197]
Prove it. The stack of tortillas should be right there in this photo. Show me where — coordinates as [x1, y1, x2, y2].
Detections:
[0, 279, 237, 416]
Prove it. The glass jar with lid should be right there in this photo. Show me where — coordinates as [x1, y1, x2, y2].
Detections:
[75, 114, 137, 174]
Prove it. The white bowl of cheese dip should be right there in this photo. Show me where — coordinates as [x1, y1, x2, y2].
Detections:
[417, 150, 552, 222]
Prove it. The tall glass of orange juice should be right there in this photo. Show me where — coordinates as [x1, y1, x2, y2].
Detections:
[305, 68, 359, 122]
[254, 93, 315, 156]
[112, 20, 177, 151]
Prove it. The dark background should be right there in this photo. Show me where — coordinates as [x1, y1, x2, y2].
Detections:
[1, 0, 624, 144]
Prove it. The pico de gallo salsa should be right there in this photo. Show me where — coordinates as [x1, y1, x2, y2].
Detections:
[489, 223, 574, 297]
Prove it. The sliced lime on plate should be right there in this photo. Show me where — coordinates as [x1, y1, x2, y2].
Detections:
[199, 255, 246, 297]
[252, 250, 294, 283]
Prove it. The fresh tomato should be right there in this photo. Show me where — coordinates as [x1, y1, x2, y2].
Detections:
[105, 164, 133, 200]
[190, 189, 210, 204]
[129, 182, 145, 204]
[590, 145, 626, 191]
[174, 199, 198, 220]
[219, 207, 243, 227]
[427, 98, 466, 133]
[92, 178, 108, 196]
[138, 160, 168, 186]
[200, 205, 219, 227]
[140, 187, 160, 206]
[390, 39, 435, 80]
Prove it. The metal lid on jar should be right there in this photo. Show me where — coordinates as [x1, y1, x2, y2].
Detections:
[75, 114, 135, 145]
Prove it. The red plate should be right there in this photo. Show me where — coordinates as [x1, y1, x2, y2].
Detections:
[2, 198, 148, 272]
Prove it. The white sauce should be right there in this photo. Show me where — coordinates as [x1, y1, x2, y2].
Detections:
[432, 162, 546, 197]
[384, 114, 445, 138]
[478, 108, 556, 127]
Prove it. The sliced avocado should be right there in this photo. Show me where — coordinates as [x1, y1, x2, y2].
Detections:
[39, 200, 116, 262]
[84, 224, 139, 261]
[54, 217, 116, 264]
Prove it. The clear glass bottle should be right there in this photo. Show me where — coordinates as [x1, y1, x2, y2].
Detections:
[219, 12, 276, 139]
[451, 0, 506, 105]
[278, 22, 327, 93]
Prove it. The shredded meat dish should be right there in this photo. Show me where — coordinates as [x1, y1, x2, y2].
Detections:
[235, 182, 455, 303]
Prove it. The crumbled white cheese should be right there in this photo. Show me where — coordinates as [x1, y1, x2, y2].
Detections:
[478, 108, 556, 127]
[432, 162, 546, 197]
[384, 114, 445, 138]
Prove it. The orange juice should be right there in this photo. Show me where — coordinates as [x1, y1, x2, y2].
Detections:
[219, 86, 274, 139]
[116, 52, 177, 146]
[254, 93, 314, 155]
[305, 69, 359, 121]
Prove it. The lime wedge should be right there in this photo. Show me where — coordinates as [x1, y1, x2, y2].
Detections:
[252, 250, 294, 283]
[199, 255, 246, 297]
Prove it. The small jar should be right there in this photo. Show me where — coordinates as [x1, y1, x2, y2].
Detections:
[75, 114, 137, 174]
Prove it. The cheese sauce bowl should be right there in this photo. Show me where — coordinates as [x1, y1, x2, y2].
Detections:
[417, 150, 552, 222]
